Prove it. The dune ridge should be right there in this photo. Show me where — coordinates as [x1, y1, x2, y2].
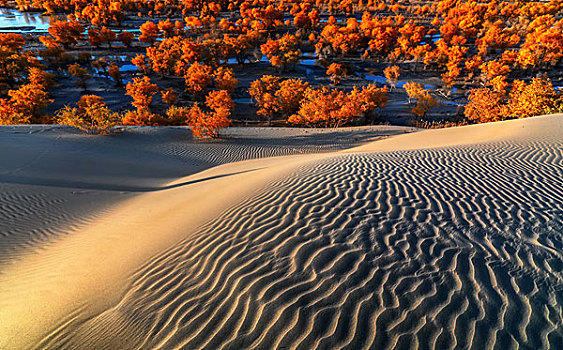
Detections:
[0, 125, 406, 265]
[0, 116, 562, 349]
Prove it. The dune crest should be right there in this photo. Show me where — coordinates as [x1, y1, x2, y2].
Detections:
[0, 115, 561, 349]
[349, 114, 559, 153]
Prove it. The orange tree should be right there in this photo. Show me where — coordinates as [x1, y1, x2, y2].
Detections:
[261, 33, 301, 71]
[0, 67, 53, 124]
[517, 17, 563, 69]
[131, 54, 149, 75]
[48, 20, 83, 49]
[125, 76, 159, 112]
[288, 87, 357, 128]
[403, 82, 438, 117]
[504, 78, 562, 118]
[190, 90, 233, 138]
[350, 84, 389, 120]
[181, 63, 237, 97]
[108, 62, 122, 86]
[288, 85, 387, 128]
[183, 62, 213, 96]
[465, 77, 562, 123]
[167, 90, 233, 138]
[139, 21, 159, 44]
[248, 75, 281, 124]
[275, 79, 310, 118]
[161, 88, 177, 107]
[68, 64, 92, 90]
[464, 88, 507, 123]
[383, 65, 400, 90]
[480, 59, 511, 91]
[213, 66, 238, 93]
[98, 26, 116, 48]
[249, 76, 310, 124]
[118, 31, 134, 47]
[326, 63, 346, 85]
[56, 95, 121, 134]
[0, 33, 32, 88]
[146, 36, 185, 75]
[88, 28, 102, 47]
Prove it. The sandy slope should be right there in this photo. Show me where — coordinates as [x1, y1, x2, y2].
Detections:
[0, 117, 562, 349]
[0, 125, 408, 264]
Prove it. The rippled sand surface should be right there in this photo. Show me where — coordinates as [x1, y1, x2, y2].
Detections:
[0, 118, 561, 349]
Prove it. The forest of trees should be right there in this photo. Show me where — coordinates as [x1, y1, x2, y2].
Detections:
[0, 0, 562, 135]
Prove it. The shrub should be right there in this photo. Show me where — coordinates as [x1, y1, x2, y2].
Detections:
[465, 78, 562, 122]
[464, 88, 506, 123]
[56, 95, 121, 134]
[125, 76, 159, 112]
[121, 109, 160, 126]
[505, 78, 562, 118]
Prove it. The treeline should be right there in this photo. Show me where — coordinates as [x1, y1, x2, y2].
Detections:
[0, 0, 561, 135]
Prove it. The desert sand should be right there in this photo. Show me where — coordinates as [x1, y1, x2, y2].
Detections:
[0, 116, 561, 349]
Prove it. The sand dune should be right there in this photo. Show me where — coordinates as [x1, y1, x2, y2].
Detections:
[0, 125, 407, 264]
[0, 117, 562, 349]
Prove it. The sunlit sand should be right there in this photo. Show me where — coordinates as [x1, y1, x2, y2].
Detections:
[0, 116, 561, 349]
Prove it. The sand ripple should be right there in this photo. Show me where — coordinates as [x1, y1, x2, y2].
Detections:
[0, 126, 404, 266]
[36, 124, 562, 349]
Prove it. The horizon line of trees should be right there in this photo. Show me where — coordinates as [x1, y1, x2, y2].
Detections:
[0, 0, 562, 135]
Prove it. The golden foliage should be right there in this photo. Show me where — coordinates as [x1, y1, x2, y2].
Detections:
[161, 88, 177, 106]
[403, 82, 438, 117]
[505, 78, 562, 118]
[183, 90, 234, 138]
[125, 76, 159, 112]
[464, 88, 506, 123]
[289, 84, 387, 128]
[465, 78, 562, 122]
[383, 65, 400, 89]
[0, 66, 53, 125]
[48, 19, 83, 48]
[117, 31, 134, 47]
[183, 62, 213, 95]
[213, 67, 239, 93]
[131, 54, 149, 75]
[326, 63, 345, 85]
[121, 109, 160, 126]
[108, 62, 122, 85]
[248, 75, 280, 121]
[0, 33, 32, 87]
[68, 63, 92, 89]
[261, 33, 301, 69]
[276, 79, 310, 117]
[249, 76, 310, 122]
[139, 21, 158, 44]
[57, 95, 121, 134]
